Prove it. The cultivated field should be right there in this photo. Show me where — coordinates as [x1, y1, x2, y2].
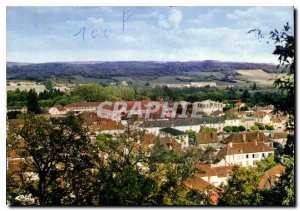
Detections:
[236, 69, 283, 86]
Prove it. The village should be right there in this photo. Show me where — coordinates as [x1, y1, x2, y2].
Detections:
[7, 98, 292, 202]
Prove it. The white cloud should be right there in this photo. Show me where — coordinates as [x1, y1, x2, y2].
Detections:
[158, 19, 170, 29]
[121, 36, 136, 44]
[87, 17, 104, 25]
[226, 7, 293, 30]
[157, 9, 183, 29]
[168, 9, 182, 27]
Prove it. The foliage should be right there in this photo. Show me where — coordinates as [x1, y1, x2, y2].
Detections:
[250, 125, 259, 131]
[240, 105, 249, 111]
[258, 125, 265, 130]
[256, 156, 277, 173]
[223, 125, 246, 132]
[185, 130, 196, 139]
[7, 115, 213, 205]
[26, 89, 40, 114]
[219, 166, 262, 205]
[7, 113, 99, 205]
[265, 125, 274, 130]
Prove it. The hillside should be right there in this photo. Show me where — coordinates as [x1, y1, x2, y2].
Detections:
[7, 60, 277, 81]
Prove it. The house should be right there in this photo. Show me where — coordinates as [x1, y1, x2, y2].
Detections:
[196, 100, 225, 116]
[215, 142, 274, 167]
[121, 80, 128, 86]
[254, 112, 271, 124]
[194, 164, 234, 187]
[49, 105, 67, 115]
[183, 176, 220, 205]
[211, 110, 225, 117]
[259, 105, 274, 114]
[96, 100, 160, 122]
[132, 133, 158, 155]
[195, 130, 221, 149]
[138, 117, 226, 135]
[222, 131, 272, 147]
[236, 111, 247, 118]
[65, 102, 102, 113]
[81, 113, 125, 135]
[271, 115, 288, 129]
[159, 127, 189, 150]
[184, 175, 213, 191]
[235, 101, 245, 109]
[190, 82, 217, 88]
[259, 165, 286, 189]
[269, 132, 289, 146]
[160, 136, 183, 152]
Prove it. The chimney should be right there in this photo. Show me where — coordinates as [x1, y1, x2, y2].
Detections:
[228, 142, 233, 148]
[255, 140, 258, 146]
[257, 132, 259, 141]
[242, 133, 246, 142]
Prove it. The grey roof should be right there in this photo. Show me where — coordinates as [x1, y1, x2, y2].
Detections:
[160, 127, 185, 136]
[139, 117, 225, 128]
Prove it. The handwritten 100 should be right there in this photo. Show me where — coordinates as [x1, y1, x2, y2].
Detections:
[73, 9, 134, 40]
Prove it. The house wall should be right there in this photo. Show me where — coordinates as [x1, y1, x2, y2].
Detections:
[49, 107, 66, 115]
[224, 151, 274, 166]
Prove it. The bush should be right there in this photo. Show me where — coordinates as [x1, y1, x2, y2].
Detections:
[238, 125, 246, 131]
[223, 126, 232, 133]
[265, 125, 274, 130]
[258, 125, 265, 130]
[251, 126, 259, 131]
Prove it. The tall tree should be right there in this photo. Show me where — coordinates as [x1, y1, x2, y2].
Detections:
[26, 89, 40, 114]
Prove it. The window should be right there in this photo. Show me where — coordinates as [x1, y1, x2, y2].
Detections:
[246, 154, 249, 159]
[262, 153, 265, 158]
[252, 154, 259, 158]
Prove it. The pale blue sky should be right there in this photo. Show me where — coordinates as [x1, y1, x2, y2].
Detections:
[7, 6, 294, 63]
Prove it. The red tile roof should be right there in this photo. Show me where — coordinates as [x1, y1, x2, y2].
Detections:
[196, 131, 219, 145]
[54, 105, 66, 111]
[184, 175, 212, 191]
[65, 102, 102, 108]
[254, 112, 268, 118]
[259, 165, 286, 189]
[217, 142, 273, 160]
[222, 132, 270, 144]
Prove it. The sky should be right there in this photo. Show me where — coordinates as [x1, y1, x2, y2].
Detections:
[6, 6, 294, 63]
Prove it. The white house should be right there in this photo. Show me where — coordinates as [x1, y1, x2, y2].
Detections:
[269, 132, 289, 146]
[65, 102, 102, 113]
[159, 127, 189, 150]
[254, 112, 271, 124]
[215, 142, 274, 167]
[194, 164, 233, 187]
[195, 100, 225, 116]
[49, 105, 67, 115]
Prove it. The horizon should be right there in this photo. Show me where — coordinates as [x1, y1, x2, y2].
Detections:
[7, 6, 294, 63]
[6, 59, 277, 65]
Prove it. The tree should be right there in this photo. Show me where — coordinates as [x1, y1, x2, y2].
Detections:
[240, 105, 249, 111]
[249, 23, 294, 118]
[223, 126, 232, 133]
[256, 156, 277, 173]
[7, 114, 99, 205]
[252, 83, 257, 90]
[241, 89, 251, 102]
[26, 89, 40, 114]
[238, 125, 246, 132]
[258, 125, 265, 130]
[219, 166, 262, 205]
[185, 130, 196, 139]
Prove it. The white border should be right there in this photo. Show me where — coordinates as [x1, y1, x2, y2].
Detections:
[1, 1, 299, 210]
